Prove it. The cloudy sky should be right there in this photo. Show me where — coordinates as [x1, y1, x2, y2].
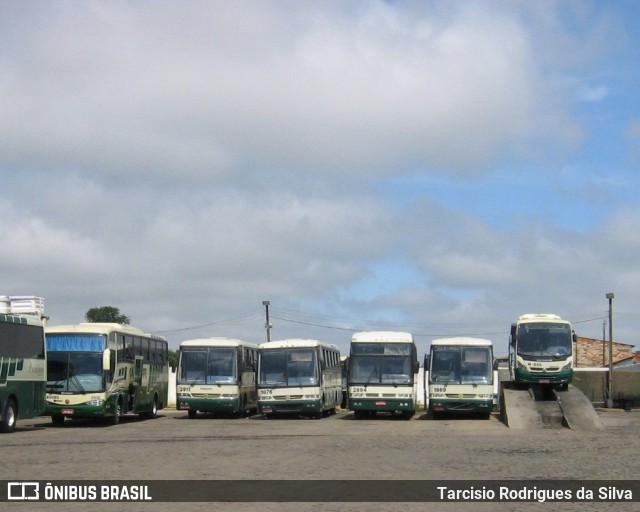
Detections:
[2, 1, 639, 356]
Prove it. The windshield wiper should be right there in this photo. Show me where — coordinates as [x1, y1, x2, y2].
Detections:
[70, 374, 86, 394]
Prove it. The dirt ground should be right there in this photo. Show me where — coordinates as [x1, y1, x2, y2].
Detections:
[2, 407, 639, 512]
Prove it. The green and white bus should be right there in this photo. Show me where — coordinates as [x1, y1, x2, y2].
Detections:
[426, 337, 494, 418]
[509, 314, 576, 389]
[45, 323, 168, 426]
[176, 337, 258, 418]
[258, 339, 341, 419]
[347, 331, 419, 419]
[0, 296, 47, 433]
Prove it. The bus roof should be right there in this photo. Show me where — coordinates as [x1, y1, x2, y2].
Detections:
[180, 337, 259, 349]
[46, 323, 166, 341]
[431, 337, 492, 347]
[517, 314, 568, 323]
[0, 312, 45, 328]
[351, 331, 414, 344]
[259, 339, 339, 351]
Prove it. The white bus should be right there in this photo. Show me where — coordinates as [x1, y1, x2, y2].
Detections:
[426, 337, 494, 418]
[509, 314, 576, 389]
[347, 331, 419, 419]
[0, 296, 47, 433]
[258, 339, 341, 419]
[45, 323, 169, 425]
[176, 337, 258, 418]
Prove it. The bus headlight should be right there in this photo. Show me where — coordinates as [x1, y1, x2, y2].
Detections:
[562, 363, 572, 371]
[220, 394, 238, 399]
[87, 399, 104, 407]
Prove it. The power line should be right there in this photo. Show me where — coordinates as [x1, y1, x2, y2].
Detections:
[151, 307, 611, 339]
[153, 311, 262, 334]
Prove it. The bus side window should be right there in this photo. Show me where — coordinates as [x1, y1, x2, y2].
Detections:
[108, 350, 116, 384]
[125, 336, 134, 360]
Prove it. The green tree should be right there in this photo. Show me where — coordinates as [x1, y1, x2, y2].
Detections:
[167, 349, 179, 369]
[85, 306, 131, 324]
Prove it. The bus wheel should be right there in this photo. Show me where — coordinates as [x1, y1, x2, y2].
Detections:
[0, 399, 17, 433]
[111, 401, 122, 425]
[51, 415, 65, 427]
[235, 397, 246, 418]
[354, 410, 367, 420]
[188, 410, 197, 419]
[402, 411, 414, 420]
[145, 396, 158, 419]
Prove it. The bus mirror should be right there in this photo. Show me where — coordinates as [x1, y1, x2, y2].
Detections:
[510, 324, 516, 343]
[572, 331, 577, 342]
[413, 361, 420, 374]
[493, 359, 499, 371]
[103, 349, 111, 371]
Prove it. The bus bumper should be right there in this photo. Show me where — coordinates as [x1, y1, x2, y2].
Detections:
[177, 397, 241, 414]
[429, 399, 493, 414]
[514, 368, 573, 385]
[349, 398, 415, 413]
[258, 399, 321, 416]
[45, 401, 111, 419]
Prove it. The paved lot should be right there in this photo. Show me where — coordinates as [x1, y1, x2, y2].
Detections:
[3, 408, 639, 512]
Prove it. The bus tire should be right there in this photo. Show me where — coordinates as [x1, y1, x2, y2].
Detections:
[0, 398, 17, 433]
[144, 395, 158, 419]
[188, 409, 197, 419]
[51, 415, 65, 427]
[236, 396, 246, 418]
[111, 400, 122, 425]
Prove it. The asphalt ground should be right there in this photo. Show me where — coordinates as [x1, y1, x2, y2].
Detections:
[2, 407, 639, 512]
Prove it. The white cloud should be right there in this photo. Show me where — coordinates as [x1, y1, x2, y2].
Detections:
[1, 1, 637, 353]
[0, 1, 569, 181]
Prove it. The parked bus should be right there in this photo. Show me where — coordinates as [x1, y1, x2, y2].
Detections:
[258, 339, 341, 418]
[0, 296, 47, 433]
[347, 331, 419, 419]
[426, 337, 494, 418]
[509, 314, 576, 389]
[177, 337, 258, 418]
[45, 323, 168, 426]
[340, 355, 349, 409]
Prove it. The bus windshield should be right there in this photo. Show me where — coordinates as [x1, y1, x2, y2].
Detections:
[259, 348, 318, 387]
[349, 342, 413, 385]
[179, 348, 237, 384]
[430, 346, 492, 385]
[517, 323, 572, 358]
[47, 352, 104, 393]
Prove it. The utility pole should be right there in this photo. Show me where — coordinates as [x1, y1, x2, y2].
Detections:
[602, 318, 607, 367]
[606, 292, 614, 408]
[262, 300, 272, 343]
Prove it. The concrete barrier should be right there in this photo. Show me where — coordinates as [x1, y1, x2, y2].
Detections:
[571, 368, 640, 408]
